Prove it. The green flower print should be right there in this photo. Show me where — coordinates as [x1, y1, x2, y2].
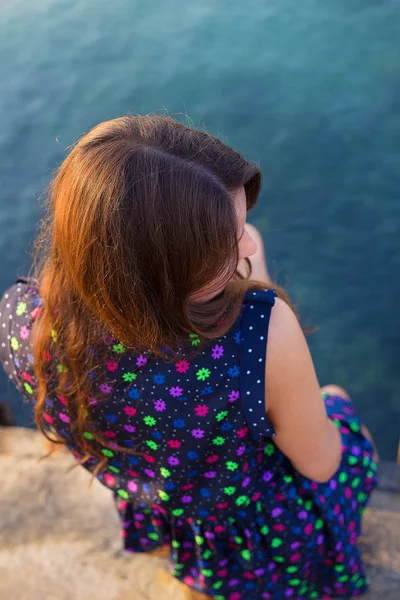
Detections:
[102, 449, 114, 457]
[146, 440, 158, 450]
[10, 337, 19, 351]
[123, 371, 137, 382]
[264, 443, 275, 456]
[113, 343, 125, 354]
[216, 410, 228, 422]
[16, 301, 27, 316]
[212, 436, 225, 446]
[24, 382, 33, 394]
[143, 415, 156, 426]
[226, 461, 238, 471]
[235, 495, 250, 507]
[196, 367, 211, 381]
[158, 490, 170, 501]
[189, 333, 201, 346]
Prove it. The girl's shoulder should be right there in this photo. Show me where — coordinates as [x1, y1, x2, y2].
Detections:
[0, 277, 41, 391]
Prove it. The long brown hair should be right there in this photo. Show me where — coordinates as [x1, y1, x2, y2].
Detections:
[32, 114, 291, 459]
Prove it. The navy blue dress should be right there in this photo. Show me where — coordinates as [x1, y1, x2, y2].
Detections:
[0, 280, 378, 599]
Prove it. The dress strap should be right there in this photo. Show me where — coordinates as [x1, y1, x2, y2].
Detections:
[239, 289, 276, 442]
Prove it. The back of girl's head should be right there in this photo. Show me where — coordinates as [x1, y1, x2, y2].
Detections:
[38, 114, 262, 352]
[31, 114, 285, 457]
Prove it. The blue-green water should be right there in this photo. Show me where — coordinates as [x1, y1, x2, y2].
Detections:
[0, 0, 399, 459]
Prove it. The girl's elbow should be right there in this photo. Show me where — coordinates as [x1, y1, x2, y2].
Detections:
[294, 448, 342, 483]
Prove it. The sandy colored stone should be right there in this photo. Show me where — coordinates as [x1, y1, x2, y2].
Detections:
[0, 427, 399, 600]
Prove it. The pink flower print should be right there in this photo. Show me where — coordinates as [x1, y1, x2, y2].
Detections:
[236, 444, 246, 456]
[169, 386, 183, 398]
[103, 335, 115, 345]
[31, 306, 42, 319]
[123, 406, 137, 417]
[175, 360, 190, 373]
[182, 483, 194, 491]
[182, 495, 192, 504]
[23, 371, 33, 383]
[237, 426, 249, 438]
[106, 360, 118, 372]
[194, 404, 208, 417]
[144, 468, 155, 478]
[191, 428, 204, 439]
[206, 454, 219, 463]
[211, 344, 224, 359]
[143, 454, 156, 463]
[128, 480, 137, 492]
[42, 350, 51, 362]
[88, 397, 98, 406]
[59, 413, 69, 423]
[43, 413, 53, 424]
[99, 383, 112, 394]
[104, 473, 115, 487]
[228, 390, 240, 403]
[167, 440, 181, 449]
[20, 325, 29, 340]
[103, 430, 116, 438]
[204, 471, 217, 478]
[154, 399, 166, 412]
[136, 355, 148, 367]
[124, 424, 136, 433]
[168, 456, 180, 466]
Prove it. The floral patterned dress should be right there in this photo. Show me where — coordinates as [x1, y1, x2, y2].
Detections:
[0, 279, 378, 600]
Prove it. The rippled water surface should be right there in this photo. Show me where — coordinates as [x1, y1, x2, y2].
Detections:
[0, 0, 399, 458]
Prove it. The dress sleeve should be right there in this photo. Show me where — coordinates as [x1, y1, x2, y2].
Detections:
[0, 278, 42, 401]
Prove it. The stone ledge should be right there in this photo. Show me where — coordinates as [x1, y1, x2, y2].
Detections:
[0, 427, 399, 600]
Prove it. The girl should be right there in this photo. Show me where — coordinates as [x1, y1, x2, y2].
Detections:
[0, 115, 378, 599]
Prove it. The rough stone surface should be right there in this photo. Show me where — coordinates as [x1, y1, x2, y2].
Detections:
[0, 427, 399, 600]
